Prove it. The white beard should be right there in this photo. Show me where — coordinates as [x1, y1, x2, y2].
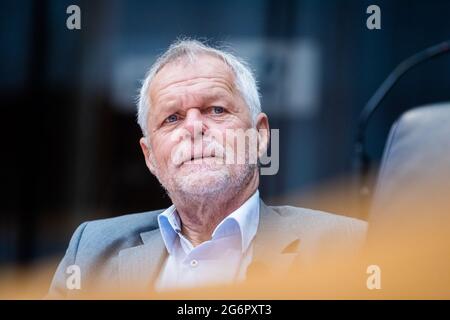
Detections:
[150, 135, 257, 201]
[176, 163, 230, 195]
[157, 161, 256, 201]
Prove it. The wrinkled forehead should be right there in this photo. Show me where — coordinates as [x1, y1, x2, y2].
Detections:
[149, 54, 236, 100]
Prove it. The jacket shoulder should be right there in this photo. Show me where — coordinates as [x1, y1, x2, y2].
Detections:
[83, 209, 163, 233]
[78, 209, 164, 249]
[269, 204, 366, 230]
[268, 205, 367, 263]
[46, 209, 164, 298]
[267, 204, 367, 250]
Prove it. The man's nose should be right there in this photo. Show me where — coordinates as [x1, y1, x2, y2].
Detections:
[183, 108, 206, 138]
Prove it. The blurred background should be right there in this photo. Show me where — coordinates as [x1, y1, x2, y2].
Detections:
[1, 0, 449, 285]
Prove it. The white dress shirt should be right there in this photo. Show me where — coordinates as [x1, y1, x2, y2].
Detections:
[155, 190, 260, 291]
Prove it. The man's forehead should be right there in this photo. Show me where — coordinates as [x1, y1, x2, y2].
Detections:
[150, 54, 235, 94]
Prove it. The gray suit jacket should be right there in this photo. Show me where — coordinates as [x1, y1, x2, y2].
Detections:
[47, 200, 367, 298]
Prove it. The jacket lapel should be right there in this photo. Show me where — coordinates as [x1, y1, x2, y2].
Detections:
[118, 228, 167, 292]
[247, 200, 301, 278]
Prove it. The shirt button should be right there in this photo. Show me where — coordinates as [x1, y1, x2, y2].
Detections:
[190, 259, 198, 267]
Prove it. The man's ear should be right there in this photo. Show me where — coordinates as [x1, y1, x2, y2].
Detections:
[255, 113, 270, 158]
[139, 137, 157, 175]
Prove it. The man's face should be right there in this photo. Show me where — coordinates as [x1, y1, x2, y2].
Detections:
[139, 54, 268, 198]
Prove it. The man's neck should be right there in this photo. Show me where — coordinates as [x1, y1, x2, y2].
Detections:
[170, 171, 259, 247]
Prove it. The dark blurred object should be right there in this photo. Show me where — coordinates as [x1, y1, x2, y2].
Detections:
[16, 0, 50, 265]
[365, 104, 450, 295]
[369, 102, 450, 231]
[354, 40, 450, 217]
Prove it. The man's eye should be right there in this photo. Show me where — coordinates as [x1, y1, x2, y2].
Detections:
[211, 106, 224, 114]
[165, 114, 179, 123]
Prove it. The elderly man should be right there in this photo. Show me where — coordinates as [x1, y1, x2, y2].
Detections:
[48, 40, 366, 298]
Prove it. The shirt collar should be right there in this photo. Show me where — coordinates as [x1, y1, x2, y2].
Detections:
[157, 205, 181, 255]
[157, 190, 260, 255]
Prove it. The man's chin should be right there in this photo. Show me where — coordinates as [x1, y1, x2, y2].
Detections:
[174, 170, 230, 196]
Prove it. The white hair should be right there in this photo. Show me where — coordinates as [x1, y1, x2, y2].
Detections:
[136, 39, 261, 136]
